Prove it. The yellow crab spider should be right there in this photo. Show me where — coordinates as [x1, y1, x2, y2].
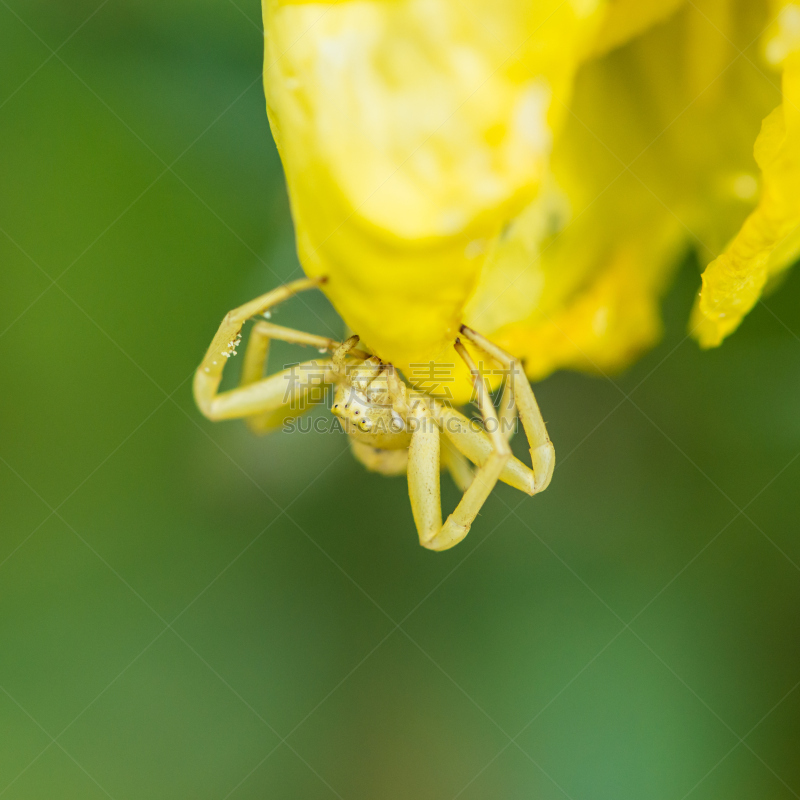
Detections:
[194, 277, 554, 551]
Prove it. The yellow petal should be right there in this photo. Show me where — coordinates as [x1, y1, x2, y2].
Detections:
[589, 0, 686, 57]
[466, 0, 785, 379]
[262, 0, 606, 371]
[490, 240, 680, 380]
[692, 50, 800, 347]
[263, 0, 796, 391]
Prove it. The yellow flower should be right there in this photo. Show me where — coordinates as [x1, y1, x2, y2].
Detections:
[262, 0, 800, 398]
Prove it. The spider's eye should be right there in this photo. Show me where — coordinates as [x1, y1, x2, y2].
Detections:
[354, 410, 359, 415]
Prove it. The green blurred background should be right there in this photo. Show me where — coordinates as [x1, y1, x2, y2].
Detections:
[2, 2, 800, 798]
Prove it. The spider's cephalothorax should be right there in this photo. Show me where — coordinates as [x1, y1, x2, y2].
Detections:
[194, 278, 554, 551]
[330, 346, 410, 444]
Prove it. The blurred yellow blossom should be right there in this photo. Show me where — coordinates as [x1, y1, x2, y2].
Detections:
[262, 0, 800, 396]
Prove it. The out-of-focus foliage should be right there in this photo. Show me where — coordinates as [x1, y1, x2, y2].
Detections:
[2, 2, 800, 799]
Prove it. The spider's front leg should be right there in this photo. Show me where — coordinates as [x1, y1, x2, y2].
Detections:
[237, 319, 321, 433]
[193, 277, 351, 426]
[407, 342, 511, 552]
[460, 325, 555, 493]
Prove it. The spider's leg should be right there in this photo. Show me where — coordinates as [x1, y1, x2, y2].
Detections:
[441, 435, 474, 492]
[498, 377, 516, 442]
[195, 278, 317, 415]
[239, 321, 316, 433]
[407, 342, 510, 552]
[249, 321, 368, 359]
[198, 357, 335, 422]
[194, 278, 352, 423]
[432, 403, 535, 495]
[459, 325, 555, 493]
[407, 399, 443, 545]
